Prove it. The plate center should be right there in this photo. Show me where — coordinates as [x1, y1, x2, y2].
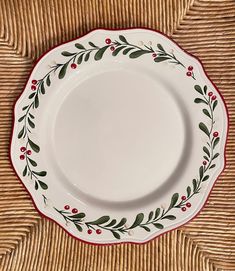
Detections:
[52, 68, 186, 204]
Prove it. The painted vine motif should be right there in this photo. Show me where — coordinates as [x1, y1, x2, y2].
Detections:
[17, 34, 220, 239]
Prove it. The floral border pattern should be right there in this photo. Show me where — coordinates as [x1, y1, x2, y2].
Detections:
[17, 35, 220, 239]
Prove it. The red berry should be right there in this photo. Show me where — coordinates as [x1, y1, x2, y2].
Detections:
[186, 202, 191, 208]
[26, 150, 32, 155]
[32, 80, 37, 85]
[96, 229, 102, 234]
[212, 95, 216, 100]
[188, 66, 193, 71]
[20, 147, 26, 152]
[105, 38, 111, 44]
[186, 71, 192, 76]
[87, 229, 92, 234]
[110, 46, 115, 51]
[71, 63, 77, 69]
[181, 207, 187, 212]
[20, 155, 25, 160]
[208, 92, 213, 97]
[203, 161, 207, 165]
[31, 85, 36, 91]
[152, 53, 157, 57]
[181, 196, 186, 201]
[64, 205, 70, 210]
[72, 208, 78, 213]
[213, 131, 219, 137]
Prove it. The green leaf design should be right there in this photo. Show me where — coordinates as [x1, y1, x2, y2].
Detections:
[28, 118, 35, 128]
[34, 94, 39, 108]
[213, 137, 220, 148]
[69, 213, 86, 219]
[18, 127, 24, 139]
[77, 54, 84, 64]
[88, 216, 110, 225]
[141, 225, 151, 232]
[84, 51, 91, 62]
[129, 50, 150, 59]
[29, 92, 36, 99]
[33, 171, 47, 177]
[46, 76, 51, 86]
[203, 85, 207, 95]
[194, 85, 203, 95]
[18, 115, 25, 122]
[154, 56, 170, 62]
[112, 46, 126, 56]
[29, 113, 34, 119]
[23, 165, 27, 176]
[40, 82, 45, 94]
[157, 44, 165, 52]
[88, 42, 98, 48]
[28, 157, 37, 167]
[204, 156, 209, 162]
[199, 166, 204, 180]
[202, 175, 209, 182]
[203, 146, 210, 157]
[199, 122, 210, 137]
[187, 186, 191, 197]
[148, 211, 154, 222]
[35, 181, 39, 190]
[209, 164, 216, 169]
[58, 63, 69, 79]
[154, 208, 160, 219]
[192, 179, 197, 191]
[162, 215, 176, 220]
[212, 100, 218, 111]
[169, 193, 179, 209]
[28, 138, 40, 153]
[75, 224, 83, 232]
[75, 43, 85, 50]
[94, 46, 109, 61]
[212, 153, 219, 160]
[105, 219, 117, 227]
[22, 106, 28, 110]
[61, 51, 76, 56]
[194, 98, 207, 104]
[129, 213, 144, 229]
[112, 231, 120, 239]
[119, 35, 128, 43]
[123, 47, 134, 55]
[38, 180, 48, 190]
[203, 109, 211, 119]
[113, 218, 127, 228]
[153, 223, 164, 229]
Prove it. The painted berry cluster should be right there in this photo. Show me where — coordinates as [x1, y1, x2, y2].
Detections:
[17, 34, 221, 240]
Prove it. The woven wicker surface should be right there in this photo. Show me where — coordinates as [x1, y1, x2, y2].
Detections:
[0, 0, 235, 270]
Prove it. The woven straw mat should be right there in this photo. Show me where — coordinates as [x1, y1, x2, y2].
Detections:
[0, 0, 235, 270]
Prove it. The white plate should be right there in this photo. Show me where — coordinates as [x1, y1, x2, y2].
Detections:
[10, 29, 228, 244]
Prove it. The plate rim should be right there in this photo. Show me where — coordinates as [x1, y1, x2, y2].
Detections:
[9, 27, 229, 246]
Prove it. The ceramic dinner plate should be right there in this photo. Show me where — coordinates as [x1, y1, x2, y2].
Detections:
[10, 29, 228, 244]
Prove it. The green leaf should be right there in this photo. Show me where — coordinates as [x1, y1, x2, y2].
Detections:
[141, 225, 151, 232]
[194, 85, 203, 95]
[203, 109, 211, 119]
[22, 106, 28, 111]
[169, 193, 179, 209]
[75, 43, 85, 50]
[23, 165, 27, 177]
[28, 138, 40, 153]
[77, 54, 84, 64]
[187, 186, 191, 197]
[202, 175, 209, 182]
[58, 62, 69, 79]
[33, 171, 47, 177]
[29, 113, 34, 119]
[46, 76, 51, 86]
[194, 98, 207, 104]
[75, 224, 83, 232]
[35, 181, 39, 190]
[119, 35, 128, 43]
[113, 218, 127, 228]
[84, 51, 91, 62]
[199, 166, 204, 180]
[212, 153, 219, 160]
[123, 47, 134, 55]
[204, 156, 209, 162]
[148, 211, 154, 222]
[209, 164, 216, 169]
[162, 215, 176, 220]
[129, 213, 144, 229]
[199, 122, 210, 137]
[154, 56, 170, 62]
[94, 46, 109, 60]
[28, 117, 35, 128]
[40, 82, 45, 94]
[61, 51, 76, 56]
[192, 179, 197, 191]
[88, 216, 110, 225]
[213, 100, 218, 111]
[38, 180, 48, 190]
[28, 92, 36, 99]
[213, 137, 220, 148]
[112, 231, 120, 239]
[18, 115, 25, 122]
[105, 219, 117, 227]
[69, 213, 86, 219]
[88, 42, 98, 48]
[129, 50, 150, 59]
[18, 127, 24, 139]
[28, 157, 37, 167]
[153, 223, 164, 229]
[157, 44, 165, 52]
[203, 85, 207, 95]
[34, 94, 39, 108]
[154, 208, 160, 219]
[112, 46, 126, 56]
[203, 146, 210, 157]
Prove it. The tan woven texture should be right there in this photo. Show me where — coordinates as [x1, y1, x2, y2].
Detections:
[0, 0, 235, 270]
